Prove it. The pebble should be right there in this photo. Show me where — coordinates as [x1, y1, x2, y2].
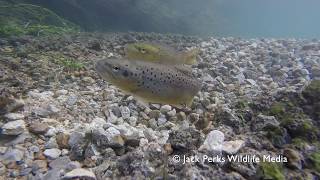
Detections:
[62, 168, 96, 180]
[188, 113, 199, 123]
[45, 137, 59, 149]
[1, 120, 26, 135]
[32, 160, 48, 172]
[45, 127, 57, 137]
[0, 146, 8, 154]
[106, 127, 121, 137]
[0, 162, 6, 175]
[34, 104, 60, 117]
[222, 140, 245, 154]
[127, 116, 137, 126]
[29, 121, 49, 134]
[89, 117, 107, 129]
[1, 148, 24, 164]
[149, 110, 161, 119]
[4, 113, 24, 120]
[65, 161, 82, 171]
[56, 132, 70, 149]
[56, 89, 68, 95]
[199, 130, 224, 154]
[3, 98, 25, 113]
[66, 95, 78, 106]
[160, 105, 172, 114]
[120, 106, 130, 119]
[150, 104, 160, 109]
[49, 156, 72, 169]
[43, 148, 62, 159]
[157, 114, 167, 126]
[68, 131, 85, 148]
[253, 114, 280, 131]
[167, 109, 176, 117]
[283, 148, 302, 170]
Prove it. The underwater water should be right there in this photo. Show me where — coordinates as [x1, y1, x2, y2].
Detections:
[211, 0, 320, 38]
[0, 0, 320, 180]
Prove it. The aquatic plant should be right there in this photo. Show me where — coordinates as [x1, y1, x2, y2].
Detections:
[310, 152, 320, 173]
[291, 138, 307, 150]
[269, 102, 285, 116]
[258, 162, 285, 180]
[0, 3, 79, 37]
[59, 58, 84, 71]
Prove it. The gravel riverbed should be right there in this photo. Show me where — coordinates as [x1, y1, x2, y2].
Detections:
[0, 32, 320, 179]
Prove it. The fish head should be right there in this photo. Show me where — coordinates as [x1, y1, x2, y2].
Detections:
[125, 43, 160, 60]
[95, 59, 135, 85]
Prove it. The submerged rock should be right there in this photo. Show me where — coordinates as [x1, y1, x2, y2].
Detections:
[168, 127, 203, 151]
[222, 140, 245, 154]
[4, 113, 24, 121]
[199, 130, 224, 155]
[43, 148, 62, 159]
[1, 120, 26, 135]
[283, 148, 302, 170]
[29, 121, 49, 134]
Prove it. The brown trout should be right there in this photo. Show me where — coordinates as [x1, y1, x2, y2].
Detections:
[95, 58, 201, 107]
[124, 42, 199, 65]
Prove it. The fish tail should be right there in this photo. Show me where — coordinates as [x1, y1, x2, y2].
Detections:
[183, 48, 199, 65]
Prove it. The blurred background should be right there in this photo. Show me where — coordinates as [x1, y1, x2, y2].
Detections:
[1, 0, 320, 38]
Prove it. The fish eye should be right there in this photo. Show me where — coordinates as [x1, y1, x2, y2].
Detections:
[140, 48, 146, 53]
[113, 66, 120, 71]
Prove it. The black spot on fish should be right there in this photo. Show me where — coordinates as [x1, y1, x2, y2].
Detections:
[123, 70, 129, 77]
[154, 74, 157, 78]
[142, 71, 145, 74]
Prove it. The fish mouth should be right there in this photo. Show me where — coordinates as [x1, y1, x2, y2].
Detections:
[95, 60, 114, 79]
[95, 60, 105, 74]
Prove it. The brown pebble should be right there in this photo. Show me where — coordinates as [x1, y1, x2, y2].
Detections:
[163, 143, 173, 155]
[56, 132, 70, 149]
[29, 122, 49, 134]
[35, 151, 46, 160]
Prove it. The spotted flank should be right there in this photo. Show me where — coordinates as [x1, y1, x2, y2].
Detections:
[95, 58, 202, 107]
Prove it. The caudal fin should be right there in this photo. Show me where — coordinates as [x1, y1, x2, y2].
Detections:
[184, 48, 200, 65]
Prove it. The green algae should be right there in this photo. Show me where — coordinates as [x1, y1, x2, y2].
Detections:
[292, 138, 307, 150]
[259, 162, 285, 180]
[59, 58, 84, 71]
[269, 102, 286, 116]
[0, 3, 79, 37]
[310, 152, 320, 173]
